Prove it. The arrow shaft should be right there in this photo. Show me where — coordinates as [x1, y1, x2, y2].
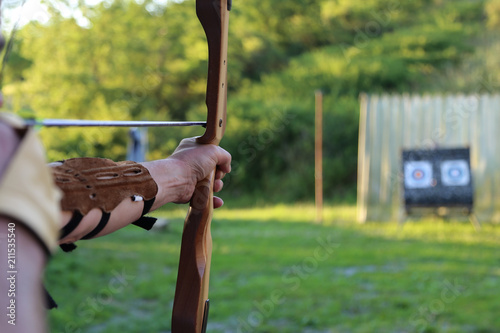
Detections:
[24, 119, 206, 128]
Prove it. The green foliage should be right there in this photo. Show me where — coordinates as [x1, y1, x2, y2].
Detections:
[2, 0, 495, 203]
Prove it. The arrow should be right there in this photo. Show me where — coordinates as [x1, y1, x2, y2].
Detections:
[24, 119, 206, 128]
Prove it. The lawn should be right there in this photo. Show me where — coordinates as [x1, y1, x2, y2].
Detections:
[46, 204, 500, 333]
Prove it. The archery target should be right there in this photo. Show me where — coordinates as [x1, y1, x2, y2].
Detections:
[441, 160, 470, 186]
[404, 161, 433, 189]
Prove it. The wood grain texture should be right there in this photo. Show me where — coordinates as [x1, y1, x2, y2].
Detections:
[171, 1, 230, 332]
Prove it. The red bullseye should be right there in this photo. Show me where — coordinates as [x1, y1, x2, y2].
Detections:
[412, 169, 424, 180]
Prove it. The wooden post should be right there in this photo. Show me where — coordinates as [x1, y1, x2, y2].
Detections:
[315, 90, 323, 223]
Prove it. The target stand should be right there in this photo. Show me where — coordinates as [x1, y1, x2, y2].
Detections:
[401, 147, 479, 230]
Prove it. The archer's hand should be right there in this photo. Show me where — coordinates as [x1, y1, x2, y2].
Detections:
[143, 137, 232, 209]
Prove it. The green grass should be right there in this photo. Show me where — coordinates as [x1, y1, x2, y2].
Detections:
[46, 204, 500, 333]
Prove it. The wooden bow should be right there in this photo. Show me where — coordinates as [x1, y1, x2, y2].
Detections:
[171, 0, 230, 332]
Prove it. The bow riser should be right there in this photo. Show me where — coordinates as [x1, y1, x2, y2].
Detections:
[172, 173, 213, 331]
[196, 0, 229, 145]
[171, 1, 230, 332]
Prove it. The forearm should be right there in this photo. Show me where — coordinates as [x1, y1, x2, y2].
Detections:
[59, 199, 144, 243]
[58, 158, 193, 244]
[57, 137, 231, 244]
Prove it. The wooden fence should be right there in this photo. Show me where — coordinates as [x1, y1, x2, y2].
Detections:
[357, 94, 500, 223]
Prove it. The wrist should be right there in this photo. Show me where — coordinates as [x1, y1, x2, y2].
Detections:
[141, 158, 196, 207]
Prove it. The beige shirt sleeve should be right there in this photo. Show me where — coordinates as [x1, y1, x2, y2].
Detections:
[0, 113, 62, 253]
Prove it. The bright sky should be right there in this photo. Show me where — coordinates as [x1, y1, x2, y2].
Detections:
[1, 0, 173, 32]
[1, 0, 91, 30]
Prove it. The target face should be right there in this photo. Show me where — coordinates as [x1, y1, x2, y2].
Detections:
[441, 160, 470, 186]
[404, 161, 433, 189]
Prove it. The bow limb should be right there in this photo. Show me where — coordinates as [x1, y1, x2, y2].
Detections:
[171, 1, 230, 332]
